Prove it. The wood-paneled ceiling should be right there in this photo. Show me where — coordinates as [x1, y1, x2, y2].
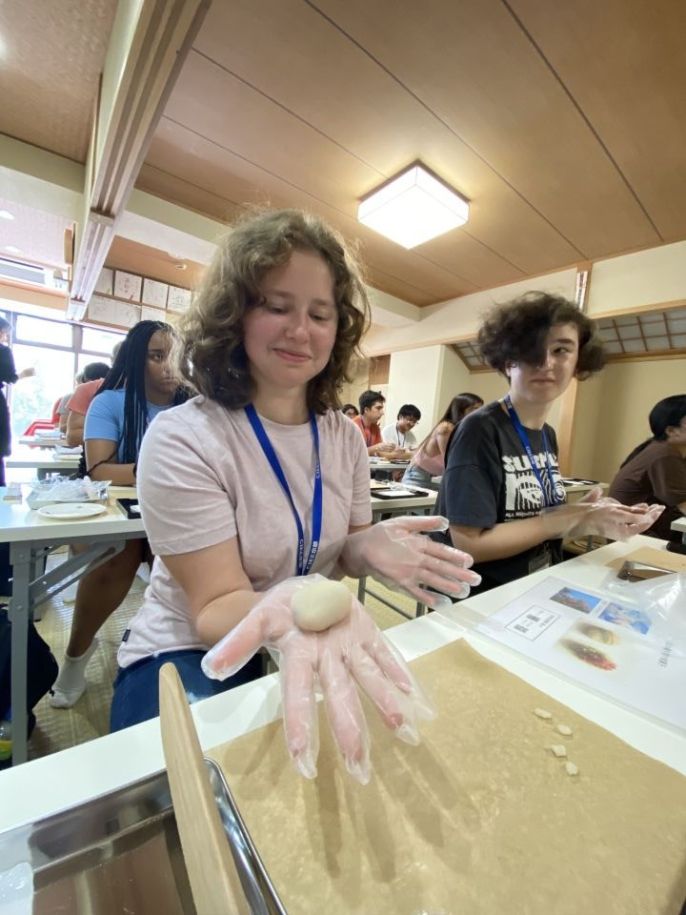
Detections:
[1, 0, 686, 306]
[0, 0, 118, 162]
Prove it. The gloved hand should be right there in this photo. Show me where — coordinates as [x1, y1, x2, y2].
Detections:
[541, 487, 665, 541]
[202, 575, 435, 785]
[570, 498, 664, 541]
[339, 515, 481, 607]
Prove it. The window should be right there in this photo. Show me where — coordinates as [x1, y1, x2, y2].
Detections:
[15, 315, 72, 348]
[3, 313, 125, 444]
[81, 326, 125, 355]
[9, 344, 75, 437]
[77, 353, 112, 377]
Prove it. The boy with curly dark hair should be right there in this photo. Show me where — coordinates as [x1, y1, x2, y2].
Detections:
[434, 292, 661, 593]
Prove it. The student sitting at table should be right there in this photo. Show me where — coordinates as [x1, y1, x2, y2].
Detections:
[109, 209, 479, 783]
[56, 371, 83, 434]
[353, 389, 402, 458]
[59, 362, 110, 438]
[609, 395, 686, 550]
[65, 346, 122, 447]
[403, 393, 483, 491]
[341, 402, 359, 419]
[382, 404, 421, 451]
[50, 321, 188, 708]
[432, 292, 663, 595]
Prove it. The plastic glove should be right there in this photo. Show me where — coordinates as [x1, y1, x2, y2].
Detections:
[339, 515, 481, 607]
[541, 487, 665, 542]
[202, 575, 435, 785]
[570, 499, 664, 541]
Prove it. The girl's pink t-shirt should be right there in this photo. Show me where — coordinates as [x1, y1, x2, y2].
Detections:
[119, 396, 372, 666]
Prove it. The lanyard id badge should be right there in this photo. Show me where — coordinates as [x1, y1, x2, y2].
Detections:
[504, 395, 562, 508]
[245, 404, 323, 576]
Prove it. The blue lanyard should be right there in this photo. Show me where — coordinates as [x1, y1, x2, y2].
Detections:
[504, 395, 562, 507]
[244, 404, 323, 576]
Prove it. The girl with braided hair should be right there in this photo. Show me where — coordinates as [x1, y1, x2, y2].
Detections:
[51, 320, 188, 708]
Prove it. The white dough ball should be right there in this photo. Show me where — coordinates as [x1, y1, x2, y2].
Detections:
[291, 580, 352, 632]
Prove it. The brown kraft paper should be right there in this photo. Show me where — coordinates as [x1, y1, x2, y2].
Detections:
[208, 639, 686, 915]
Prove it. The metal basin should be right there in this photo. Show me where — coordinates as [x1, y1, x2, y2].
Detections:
[0, 759, 286, 914]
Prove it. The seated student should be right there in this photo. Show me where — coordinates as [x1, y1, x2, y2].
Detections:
[60, 362, 111, 440]
[341, 402, 359, 419]
[609, 395, 686, 547]
[433, 292, 662, 595]
[56, 372, 83, 434]
[403, 394, 483, 490]
[382, 404, 421, 451]
[50, 321, 188, 707]
[353, 389, 402, 458]
[109, 209, 479, 782]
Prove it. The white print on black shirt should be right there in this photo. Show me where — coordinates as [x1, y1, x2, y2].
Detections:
[503, 450, 565, 517]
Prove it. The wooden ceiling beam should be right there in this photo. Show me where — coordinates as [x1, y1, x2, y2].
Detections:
[69, 0, 210, 321]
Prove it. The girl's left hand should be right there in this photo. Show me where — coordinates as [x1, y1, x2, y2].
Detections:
[340, 515, 481, 607]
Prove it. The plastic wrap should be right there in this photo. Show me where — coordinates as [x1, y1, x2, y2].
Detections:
[25, 477, 109, 509]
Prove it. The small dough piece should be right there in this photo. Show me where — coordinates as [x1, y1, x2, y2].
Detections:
[557, 724, 573, 736]
[533, 708, 553, 719]
[565, 761, 579, 776]
[292, 580, 352, 632]
[550, 744, 567, 758]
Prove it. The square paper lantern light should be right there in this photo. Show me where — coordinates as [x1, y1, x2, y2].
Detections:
[358, 163, 469, 248]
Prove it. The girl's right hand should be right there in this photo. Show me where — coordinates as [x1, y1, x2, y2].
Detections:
[201, 575, 435, 785]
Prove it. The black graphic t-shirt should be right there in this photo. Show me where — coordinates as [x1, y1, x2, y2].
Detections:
[434, 401, 566, 593]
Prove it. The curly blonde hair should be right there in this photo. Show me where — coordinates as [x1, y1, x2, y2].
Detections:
[176, 209, 371, 413]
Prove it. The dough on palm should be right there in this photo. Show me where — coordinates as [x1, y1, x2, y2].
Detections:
[292, 580, 352, 632]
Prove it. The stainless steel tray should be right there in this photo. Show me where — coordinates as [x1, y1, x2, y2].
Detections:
[0, 758, 286, 914]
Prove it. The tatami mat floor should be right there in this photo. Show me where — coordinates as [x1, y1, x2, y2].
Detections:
[26, 559, 415, 763]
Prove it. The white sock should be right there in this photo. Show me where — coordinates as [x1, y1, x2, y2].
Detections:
[50, 638, 99, 708]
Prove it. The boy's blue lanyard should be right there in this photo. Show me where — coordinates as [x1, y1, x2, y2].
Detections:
[504, 395, 561, 507]
[244, 404, 322, 576]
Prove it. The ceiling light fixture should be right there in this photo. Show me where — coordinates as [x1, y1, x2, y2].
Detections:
[358, 162, 469, 248]
[0, 210, 15, 221]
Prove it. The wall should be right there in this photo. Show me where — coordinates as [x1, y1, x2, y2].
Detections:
[338, 355, 369, 411]
[363, 268, 578, 356]
[435, 346, 506, 420]
[569, 356, 686, 483]
[0, 283, 67, 313]
[386, 346, 446, 442]
[587, 240, 686, 316]
[386, 345, 510, 442]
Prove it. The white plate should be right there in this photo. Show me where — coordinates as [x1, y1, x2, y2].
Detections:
[37, 503, 108, 521]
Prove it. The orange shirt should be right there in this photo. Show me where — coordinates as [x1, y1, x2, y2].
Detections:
[67, 378, 105, 416]
[353, 415, 382, 448]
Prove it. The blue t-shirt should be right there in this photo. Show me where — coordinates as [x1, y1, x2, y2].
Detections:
[84, 389, 173, 462]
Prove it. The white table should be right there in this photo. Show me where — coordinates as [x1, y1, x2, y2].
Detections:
[370, 486, 436, 521]
[3, 485, 433, 767]
[369, 459, 410, 471]
[6, 448, 81, 479]
[1, 486, 145, 765]
[365, 487, 438, 613]
[0, 535, 682, 838]
[671, 516, 686, 544]
[17, 435, 66, 449]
